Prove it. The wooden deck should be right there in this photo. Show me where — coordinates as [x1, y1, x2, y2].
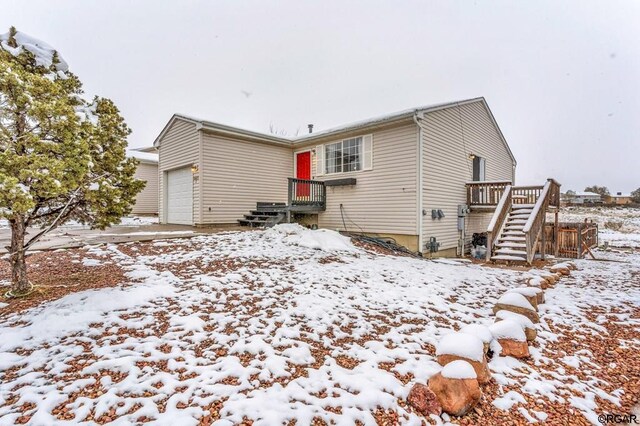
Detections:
[467, 179, 562, 264]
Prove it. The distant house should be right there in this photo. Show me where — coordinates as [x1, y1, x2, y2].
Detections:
[604, 192, 633, 205]
[572, 192, 602, 204]
[127, 150, 159, 215]
[152, 97, 560, 263]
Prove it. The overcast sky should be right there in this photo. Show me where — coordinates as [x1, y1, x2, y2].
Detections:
[3, 0, 639, 192]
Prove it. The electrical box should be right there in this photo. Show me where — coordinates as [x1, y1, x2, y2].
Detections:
[457, 204, 470, 217]
[457, 217, 465, 231]
[425, 237, 440, 253]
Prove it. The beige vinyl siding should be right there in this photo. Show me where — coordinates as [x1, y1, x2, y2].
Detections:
[158, 119, 200, 224]
[421, 101, 515, 251]
[300, 122, 418, 235]
[466, 211, 493, 249]
[132, 163, 158, 214]
[201, 133, 291, 224]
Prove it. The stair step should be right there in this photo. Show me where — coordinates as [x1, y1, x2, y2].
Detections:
[505, 224, 525, 230]
[504, 230, 524, 235]
[492, 254, 528, 262]
[257, 201, 286, 208]
[500, 236, 526, 242]
[507, 219, 528, 225]
[509, 214, 531, 220]
[250, 210, 282, 216]
[512, 204, 535, 209]
[495, 248, 528, 256]
[238, 219, 267, 227]
[496, 241, 527, 249]
[244, 214, 279, 220]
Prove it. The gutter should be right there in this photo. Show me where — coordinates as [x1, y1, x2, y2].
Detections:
[413, 113, 424, 254]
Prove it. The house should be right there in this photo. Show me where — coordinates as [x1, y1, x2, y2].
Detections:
[152, 97, 559, 262]
[126, 150, 159, 215]
[572, 192, 602, 205]
[603, 192, 633, 205]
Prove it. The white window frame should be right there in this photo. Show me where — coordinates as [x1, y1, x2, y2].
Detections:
[316, 134, 372, 176]
[324, 137, 362, 175]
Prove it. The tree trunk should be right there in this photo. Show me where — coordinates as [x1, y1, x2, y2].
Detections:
[9, 216, 30, 295]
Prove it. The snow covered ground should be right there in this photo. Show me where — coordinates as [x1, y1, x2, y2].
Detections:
[0, 223, 638, 424]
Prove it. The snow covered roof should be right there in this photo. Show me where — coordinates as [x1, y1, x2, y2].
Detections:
[610, 193, 631, 198]
[127, 150, 158, 164]
[155, 97, 517, 165]
[0, 29, 68, 72]
[574, 192, 601, 197]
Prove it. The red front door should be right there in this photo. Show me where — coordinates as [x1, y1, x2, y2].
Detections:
[296, 151, 311, 197]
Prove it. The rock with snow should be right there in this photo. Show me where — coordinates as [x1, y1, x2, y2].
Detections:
[435, 332, 491, 384]
[428, 370, 482, 416]
[459, 324, 493, 354]
[550, 263, 571, 276]
[492, 292, 539, 323]
[528, 275, 550, 289]
[495, 310, 537, 341]
[490, 320, 529, 358]
[441, 360, 478, 380]
[489, 320, 527, 342]
[507, 286, 544, 308]
[407, 383, 442, 417]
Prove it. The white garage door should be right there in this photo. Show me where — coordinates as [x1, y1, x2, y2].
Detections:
[166, 167, 193, 225]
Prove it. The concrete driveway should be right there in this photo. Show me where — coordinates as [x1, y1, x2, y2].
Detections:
[0, 218, 246, 253]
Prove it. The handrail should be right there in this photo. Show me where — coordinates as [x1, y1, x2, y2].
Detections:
[522, 178, 560, 264]
[486, 185, 512, 261]
[288, 178, 326, 210]
[466, 180, 512, 206]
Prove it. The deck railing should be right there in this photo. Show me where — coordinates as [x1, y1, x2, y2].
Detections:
[288, 178, 326, 210]
[466, 180, 512, 206]
[522, 178, 561, 264]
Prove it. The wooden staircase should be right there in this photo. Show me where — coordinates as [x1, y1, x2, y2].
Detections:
[491, 204, 534, 262]
[486, 179, 561, 264]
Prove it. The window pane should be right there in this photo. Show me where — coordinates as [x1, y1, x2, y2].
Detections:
[343, 137, 361, 172]
[325, 142, 343, 174]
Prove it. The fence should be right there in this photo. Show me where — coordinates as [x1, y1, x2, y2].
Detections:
[544, 222, 598, 259]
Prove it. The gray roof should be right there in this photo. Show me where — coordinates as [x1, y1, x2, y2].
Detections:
[154, 97, 516, 164]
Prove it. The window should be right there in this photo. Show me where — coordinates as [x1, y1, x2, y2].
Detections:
[325, 137, 362, 174]
[472, 156, 486, 181]
[315, 134, 372, 176]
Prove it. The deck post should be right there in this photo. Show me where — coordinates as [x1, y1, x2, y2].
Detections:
[554, 211, 559, 257]
[577, 223, 583, 258]
[540, 216, 546, 260]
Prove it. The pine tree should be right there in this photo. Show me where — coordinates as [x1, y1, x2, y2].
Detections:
[0, 27, 144, 296]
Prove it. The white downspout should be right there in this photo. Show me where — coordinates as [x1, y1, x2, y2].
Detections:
[414, 113, 424, 254]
